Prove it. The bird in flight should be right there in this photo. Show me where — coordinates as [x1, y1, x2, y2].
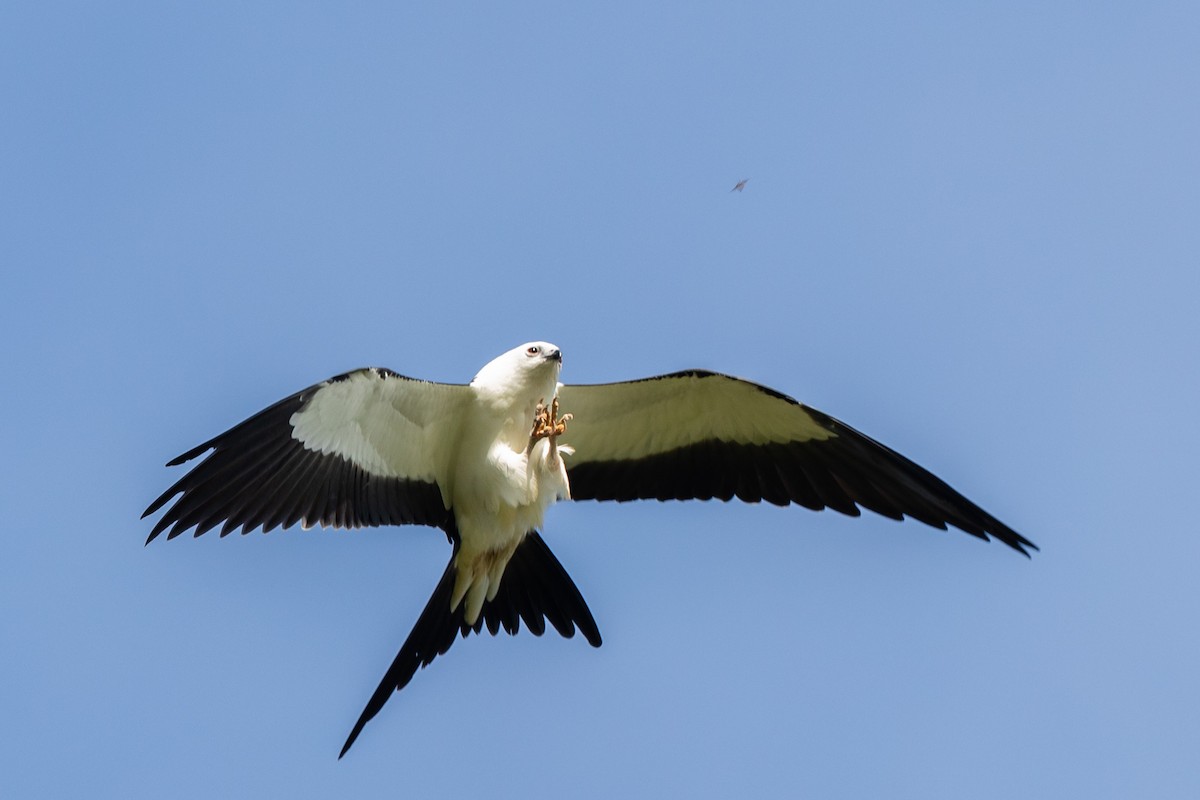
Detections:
[143, 342, 1034, 757]
[732, 179, 748, 192]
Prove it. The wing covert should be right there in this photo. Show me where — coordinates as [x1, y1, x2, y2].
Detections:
[143, 368, 468, 542]
[558, 371, 1035, 555]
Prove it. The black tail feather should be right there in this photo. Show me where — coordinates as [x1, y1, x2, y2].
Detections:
[338, 532, 601, 758]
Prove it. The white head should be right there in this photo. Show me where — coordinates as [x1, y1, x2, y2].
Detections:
[471, 341, 563, 405]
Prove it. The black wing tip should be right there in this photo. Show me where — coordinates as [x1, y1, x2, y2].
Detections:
[143, 511, 173, 543]
[950, 507, 1037, 558]
[1003, 532, 1039, 558]
[921, 509, 1036, 557]
[141, 485, 180, 521]
[951, 517, 1036, 557]
[165, 442, 214, 467]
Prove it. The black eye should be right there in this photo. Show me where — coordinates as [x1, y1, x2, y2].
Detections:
[526, 346, 540, 356]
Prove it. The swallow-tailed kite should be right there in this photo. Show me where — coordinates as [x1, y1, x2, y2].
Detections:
[142, 342, 1034, 757]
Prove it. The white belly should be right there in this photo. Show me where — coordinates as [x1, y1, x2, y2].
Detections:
[449, 436, 571, 624]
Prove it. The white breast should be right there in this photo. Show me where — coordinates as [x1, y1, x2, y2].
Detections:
[447, 396, 571, 625]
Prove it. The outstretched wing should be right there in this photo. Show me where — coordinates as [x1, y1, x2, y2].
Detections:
[143, 368, 469, 542]
[557, 371, 1035, 555]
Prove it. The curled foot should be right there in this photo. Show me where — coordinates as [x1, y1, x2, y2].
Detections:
[528, 397, 572, 452]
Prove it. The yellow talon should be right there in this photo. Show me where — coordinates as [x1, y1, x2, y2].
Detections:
[528, 397, 571, 451]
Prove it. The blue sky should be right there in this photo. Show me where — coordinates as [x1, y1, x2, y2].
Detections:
[3, 2, 1199, 797]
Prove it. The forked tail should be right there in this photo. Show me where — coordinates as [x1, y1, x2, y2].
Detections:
[339, 531, 602, 758]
